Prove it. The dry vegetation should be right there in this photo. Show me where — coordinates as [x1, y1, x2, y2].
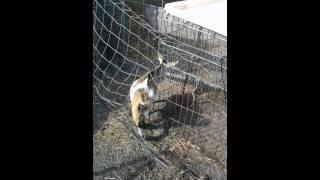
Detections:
[93, 78, 227, 180]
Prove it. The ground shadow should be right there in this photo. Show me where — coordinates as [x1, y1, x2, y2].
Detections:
[142, 92, 211, 141]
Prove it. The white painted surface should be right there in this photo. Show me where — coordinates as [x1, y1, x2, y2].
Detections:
[164, 0, 227, 36]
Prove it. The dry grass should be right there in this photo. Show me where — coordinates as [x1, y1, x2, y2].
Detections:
[93, 73, 226, 180]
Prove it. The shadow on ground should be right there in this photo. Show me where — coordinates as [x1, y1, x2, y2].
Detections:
[141, 92, 211, 141]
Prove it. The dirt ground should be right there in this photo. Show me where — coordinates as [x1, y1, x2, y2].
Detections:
[93, 88, 227, 180]
[93, 1, 227, 178]
[93, 96, 179, 180]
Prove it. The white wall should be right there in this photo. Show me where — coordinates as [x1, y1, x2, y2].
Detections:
[164, 0, 227, 36]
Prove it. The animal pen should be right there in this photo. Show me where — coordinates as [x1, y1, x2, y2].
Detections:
[93, 0, 227, 179]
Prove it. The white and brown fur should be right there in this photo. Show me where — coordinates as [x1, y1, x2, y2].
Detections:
[131, 89, 150, 127]
[129, 53, 179, 103]
[128, 53, 179, 130]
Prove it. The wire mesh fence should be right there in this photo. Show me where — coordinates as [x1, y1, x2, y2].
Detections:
[93, 0, 227, 179]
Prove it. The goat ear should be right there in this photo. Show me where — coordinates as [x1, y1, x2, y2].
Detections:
[157, 53, 163, 64]
[162, 58, 168, 64]
[164, 60, 179, 68]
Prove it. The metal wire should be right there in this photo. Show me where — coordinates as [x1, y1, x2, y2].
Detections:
[93, 0, 227, 179]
